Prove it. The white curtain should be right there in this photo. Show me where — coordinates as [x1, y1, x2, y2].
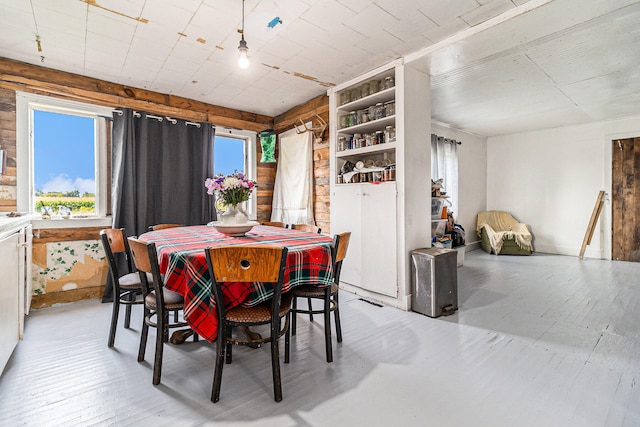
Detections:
[271, 128, 315, 225]
[431, 134, 459, 217]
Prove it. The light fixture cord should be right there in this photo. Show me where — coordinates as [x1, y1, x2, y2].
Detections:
[241, 0, 245, 39]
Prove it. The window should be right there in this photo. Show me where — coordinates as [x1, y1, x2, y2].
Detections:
[431, 134, 459, 216]
[214, 127, 257, 219]
[16, 93, 112, 216]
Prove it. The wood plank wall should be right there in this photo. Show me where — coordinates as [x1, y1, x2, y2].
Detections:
[0, 88, 16, 211]
[273, 94, 330, 233]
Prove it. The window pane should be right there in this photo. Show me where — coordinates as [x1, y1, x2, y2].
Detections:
[33, 110, 96, 215]
[214, 136, 245, 176]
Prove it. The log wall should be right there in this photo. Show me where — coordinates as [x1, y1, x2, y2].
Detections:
[0, 88, 16, 211]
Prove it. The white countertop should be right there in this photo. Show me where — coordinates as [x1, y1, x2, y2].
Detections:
[0, 214, 37, 238]
[0, 214, 112, 238]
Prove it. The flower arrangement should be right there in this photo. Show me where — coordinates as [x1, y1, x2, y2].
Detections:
[205, 172, 256, 207]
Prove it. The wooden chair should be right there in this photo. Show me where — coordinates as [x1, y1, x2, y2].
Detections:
[261, 221, 287, 228]
[205, 245, 291, 402]
[127, 237, 197, 385]
[289, 223, 321, 234]
[148, 223, 183, 231]
[291, 232, 351, 363]
[289, 224, 322, 319]
[101, 228, 147, 348]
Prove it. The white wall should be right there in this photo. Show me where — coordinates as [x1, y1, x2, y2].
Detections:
[432, 123, 487, 246]
[487, 116, 640, 258]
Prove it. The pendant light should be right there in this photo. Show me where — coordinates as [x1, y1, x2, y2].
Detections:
[237, 0, 249, 69]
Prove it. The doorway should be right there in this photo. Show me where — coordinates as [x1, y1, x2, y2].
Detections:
[612, 136, 640, 261]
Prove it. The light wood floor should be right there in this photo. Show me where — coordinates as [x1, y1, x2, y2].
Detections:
[1, 250, 640, 426]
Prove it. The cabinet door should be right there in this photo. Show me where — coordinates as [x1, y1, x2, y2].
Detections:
[0, 232, 20, 373]
[361, 183, 397, 297]
[332, 185, 362, 286]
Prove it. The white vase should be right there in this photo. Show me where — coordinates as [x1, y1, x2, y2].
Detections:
[220, 204, 248, 225]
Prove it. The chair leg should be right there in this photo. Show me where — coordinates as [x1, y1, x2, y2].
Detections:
[153, 314, 165, 385]
[307, 297, 314, 322]
[211, 332, 227, 402]
[108, 294, 120, 348]
[225, 325, 233, 364]
[124, 292, 134, 329]
[291, 297, 297, 336]
[138, 308, 150, 362]
[334, 292, 343, 343]
[270, 329, 283, 402]
[174, 311, 178, 322]
[324, 290, 333, 363]
[162, 312, 170, 343]
[284, 313, 290, 364]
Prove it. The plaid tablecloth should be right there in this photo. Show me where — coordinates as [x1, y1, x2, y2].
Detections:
[139, 225, 334, 342]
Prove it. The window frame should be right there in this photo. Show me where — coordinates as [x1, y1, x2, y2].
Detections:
[16, 92, 113, 217]
[214, 126, 257, 220]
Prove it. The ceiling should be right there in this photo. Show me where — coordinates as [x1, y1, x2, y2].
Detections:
[0, 0, 639, 137]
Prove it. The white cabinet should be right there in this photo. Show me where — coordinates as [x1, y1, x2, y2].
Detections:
[0, 231, 21, 372]
[0, 222, 32, 374]
[332, 183, 397, 297]
[329, 60, 432, 309]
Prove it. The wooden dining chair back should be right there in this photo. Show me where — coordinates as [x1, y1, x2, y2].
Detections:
[261, 221, 287, 228]
[205, 245, 291, 403]
[148, 223, 183, 231]
[127, 237, 194, 385]
[291, 232, 351, 362]
[289, 223, 321, 234]
[101, 228, 145, 348]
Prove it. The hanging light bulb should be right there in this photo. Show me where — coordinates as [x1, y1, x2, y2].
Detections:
[237, 0, 249, 69]
[238, 36, 249, 69]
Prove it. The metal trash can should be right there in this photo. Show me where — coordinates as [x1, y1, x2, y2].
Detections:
[410, 248, 458, 317]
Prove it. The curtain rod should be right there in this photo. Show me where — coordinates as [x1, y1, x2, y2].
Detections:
[432, 133, 462, 145]
[113, 109, 206, 127]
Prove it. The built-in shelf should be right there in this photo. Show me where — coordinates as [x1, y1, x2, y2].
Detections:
[337, 115, 395, 135]
[337, 87, 395, 112]
[336, 142, 397, 158]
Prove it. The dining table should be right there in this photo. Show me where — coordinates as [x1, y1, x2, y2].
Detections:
[138, 224, 334, 342]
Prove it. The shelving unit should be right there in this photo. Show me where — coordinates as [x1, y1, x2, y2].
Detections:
[329, 60, 432, 309]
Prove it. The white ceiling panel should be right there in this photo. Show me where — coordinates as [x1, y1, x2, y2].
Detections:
[460, 0, 516, 26]
[0, 0, 639, 134]
[419, 0, 481, 26]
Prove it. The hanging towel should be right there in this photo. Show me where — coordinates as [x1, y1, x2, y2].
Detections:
[271, 129, 314, 225]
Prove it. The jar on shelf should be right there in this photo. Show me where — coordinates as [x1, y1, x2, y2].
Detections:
[348, 111, 357, 127]
[375, 131, 384, 145]
[356, 109, 364, 125]
[353, 133, 363, 149]
[384, 125, 396, 143]
[351, 87, 361, 101]
[340, 90, 351, 105]
[339, 115, 348, 129]
[361, 82, 370, 98]
[374, 103, 385, 120]
[338, 136, 347, 151]
[370, 132, 378, 145]
[383, 76, 395, 90]
[384, 100, 395, 116]
[361, 110, 369, 123]
[369, 79, 380, 95]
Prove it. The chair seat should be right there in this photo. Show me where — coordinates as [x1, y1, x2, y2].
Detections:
[145, 288, 184, 310]
[292, 283, 338, 298]
[118, 272, 148, 289]
[226, 294, 292, 324]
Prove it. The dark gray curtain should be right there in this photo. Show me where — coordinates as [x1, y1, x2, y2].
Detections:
[102, 108, 215, 301]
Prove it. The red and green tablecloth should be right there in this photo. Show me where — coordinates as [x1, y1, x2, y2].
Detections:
[139, 225, 334, 342]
